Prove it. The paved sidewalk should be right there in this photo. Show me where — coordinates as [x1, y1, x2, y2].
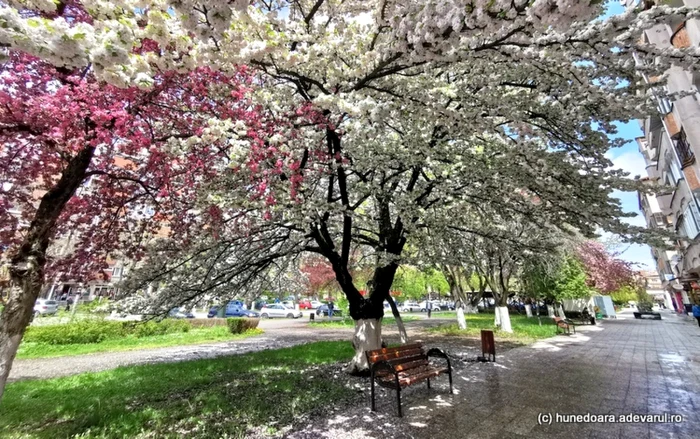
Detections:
[290, 309, 700, 439]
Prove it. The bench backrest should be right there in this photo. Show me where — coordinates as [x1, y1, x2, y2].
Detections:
[366, 342, 426, 366]
[552, 317, 562, 323]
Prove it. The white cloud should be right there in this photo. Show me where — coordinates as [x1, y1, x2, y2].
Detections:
[606, 151, 649, 179]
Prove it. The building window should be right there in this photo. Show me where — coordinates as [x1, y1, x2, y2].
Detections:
[684, 203, 700, 239]
[112, 267, 123, 278]
[674, 128, 694, 168]
[668, 158, 683, 183]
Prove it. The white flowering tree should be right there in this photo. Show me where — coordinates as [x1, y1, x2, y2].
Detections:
[2, 0, 697, 375]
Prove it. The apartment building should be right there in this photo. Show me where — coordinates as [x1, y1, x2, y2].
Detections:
[631, 0, 700, 312]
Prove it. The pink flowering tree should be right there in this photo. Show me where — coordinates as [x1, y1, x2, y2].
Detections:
[0, 50, 267, 397]
[576, 241, 636, 294]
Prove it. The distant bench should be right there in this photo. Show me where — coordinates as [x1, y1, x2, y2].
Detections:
[633, 311, 661, 320]
[366, 342, 453, 417]
[553, 316, 576, 335]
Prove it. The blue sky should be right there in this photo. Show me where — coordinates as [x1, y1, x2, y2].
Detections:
[600, 1, 655, 269]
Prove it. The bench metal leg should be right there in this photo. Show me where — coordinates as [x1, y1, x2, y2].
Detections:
[370, 378, 376, 412]
[396, 388, 402, 418]
[448, 370, 453, 394]
[427, 378, 431, 389]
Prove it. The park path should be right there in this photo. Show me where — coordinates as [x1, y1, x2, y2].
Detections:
[289, 309, 700, 439]
[9, 319, 353, 382]
[10, 317, 450, 382]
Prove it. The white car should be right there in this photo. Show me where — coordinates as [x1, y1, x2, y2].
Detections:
[419, 301, 441, 312]
[310, 300, 324, 309]
[400, 302, 421, 312]
[33, 299, 59, 316]
[260, 304, 303, 319]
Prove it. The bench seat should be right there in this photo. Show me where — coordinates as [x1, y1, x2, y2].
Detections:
[367, 342, 452, 417]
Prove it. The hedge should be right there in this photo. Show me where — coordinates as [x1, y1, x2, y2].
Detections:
[189, 318, 228, 328]
[226, 318, 260, 334]
[24, 319, 192, 345]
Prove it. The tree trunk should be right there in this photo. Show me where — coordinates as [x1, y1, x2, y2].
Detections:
[0, 276, 42, 400]
[498, 306, 513, 333]
[339, 263, 396, 375]
[386, 295, 408, 344]
[547, 302, 555, 317]
[456, 306, 467, 330]
[345, 318, 382, 374]
[525, 304, 533, 318]
[557, 304, 566, 319]
[494, 306, 501, 327]
[0, 144, 95, 400]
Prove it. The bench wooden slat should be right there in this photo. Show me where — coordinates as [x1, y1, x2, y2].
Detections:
[370, 349, 424, 363]
[391, 358, 429, 373]
[367, 343, 423, 361]
[398, 367, 448, 386]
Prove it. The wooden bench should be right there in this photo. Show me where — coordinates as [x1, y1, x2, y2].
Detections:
[553, 316, 576, 335]
[633, 311, 661, 320]
[366, 342, 453, 417]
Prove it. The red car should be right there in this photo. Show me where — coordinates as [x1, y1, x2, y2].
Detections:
[299, 299, 313, 310]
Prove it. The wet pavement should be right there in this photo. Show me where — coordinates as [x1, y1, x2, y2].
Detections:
[289, 309, 700, 439]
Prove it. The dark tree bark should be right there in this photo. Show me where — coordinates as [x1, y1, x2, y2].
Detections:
[0, 145, 95, 399]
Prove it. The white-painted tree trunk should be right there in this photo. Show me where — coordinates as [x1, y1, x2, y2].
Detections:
[494, 307, 501, 327]
[345, 319, 383, 375]
[456, 307, 467, 330]
[498, 306, 513, 333]
[557, 305, 566, 319]
[393, 315, 409, 344]
[525, 304, 533, 318]
[464, 304, 478, 314]
[547, 305, 555, 317]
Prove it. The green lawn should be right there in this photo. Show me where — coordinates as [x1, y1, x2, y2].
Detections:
[428, 313, 558, 342]
[1, 341, 356, 439]
[309, 315, 420, 328]
[17, 326, 263, 359]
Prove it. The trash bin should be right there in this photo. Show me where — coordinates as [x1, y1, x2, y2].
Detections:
[309, 313, 314, 321]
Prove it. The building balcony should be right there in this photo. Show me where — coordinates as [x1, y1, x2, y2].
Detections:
[671, 22, 691, 49]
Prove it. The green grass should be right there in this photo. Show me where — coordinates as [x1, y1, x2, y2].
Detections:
[1, 341, 355, 439]
[17, 326, 263, 359]
[309, 315, 420, 328]
[428, 313, 558, 342]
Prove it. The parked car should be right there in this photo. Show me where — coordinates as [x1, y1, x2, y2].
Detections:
[260, 304, 303, 319]
[400, 301, 421, 313]
[33, 299, 59, 317]
[300, 299, 324, 310]
[299, 299, 312, 310]
[169, 307, 195, 319]
[207, 300, 247, 318]
[439, 301, 455, 311]
[316, 304, 343, 317]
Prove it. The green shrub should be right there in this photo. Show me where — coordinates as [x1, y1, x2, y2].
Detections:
[80, 298, 111, 314]
[131, 319, 191, 337]
[25, 319, 194, 345]
[227, 318, 260, 334]
[189, 318, 228, 328]
[24, 320, 126, 345]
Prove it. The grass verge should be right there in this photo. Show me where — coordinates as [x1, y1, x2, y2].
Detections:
[309, 315, 420, 328]
[427, 313, 557, 342]
[17, 326, 263, 360]
[1, 341, 355, 439]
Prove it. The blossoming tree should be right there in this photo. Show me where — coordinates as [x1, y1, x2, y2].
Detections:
[0, 48, 263, 397]
[1, 0, 697, 374]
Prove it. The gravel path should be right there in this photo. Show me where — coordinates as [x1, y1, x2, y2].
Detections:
[10, 317, 457, 382]
[10, 323, 351, 382]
